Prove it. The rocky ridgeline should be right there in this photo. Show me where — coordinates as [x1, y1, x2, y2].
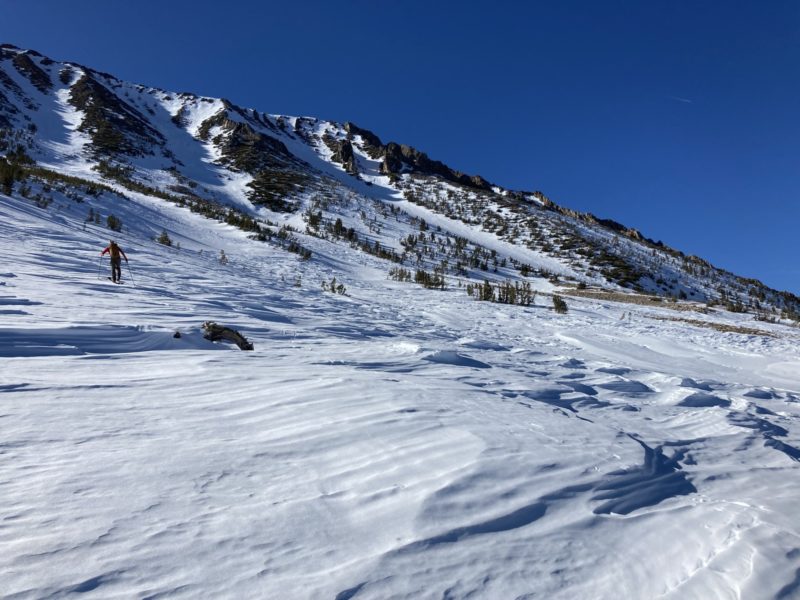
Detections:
[0, 44, 798, 320]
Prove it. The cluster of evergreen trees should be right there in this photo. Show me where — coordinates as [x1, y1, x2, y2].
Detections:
[304, 212, 402, 264]
[466, 280, 536, 306]
[0, 156, 25, 195]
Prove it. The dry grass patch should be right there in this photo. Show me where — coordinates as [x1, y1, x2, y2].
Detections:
[563, 288, 708, 313]
[647, 315, 776, 338]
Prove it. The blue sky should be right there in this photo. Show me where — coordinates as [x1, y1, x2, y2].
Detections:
[3, 0, 799, 292]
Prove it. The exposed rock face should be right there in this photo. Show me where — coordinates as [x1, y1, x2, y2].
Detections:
[344, 122, 383, 158]
[221, 121, 292, 169]
[0, 64, 36, 113]
[12, 52, 52, 93]
[68, 74, 165, 157]
[339, 121, 495, 190]
[198, 105, 291, 161]
[344, 121, 493, 191]
[593, 217, 648, 242]
[379, 142, 492, 191]
[0, 45, 20, 61]
[324, 135, 358, 175]
[379, 143, 405, 174]
[196, 110, 306, 211]
[199, 112, 292, 171]
[467, 174, 492, 189]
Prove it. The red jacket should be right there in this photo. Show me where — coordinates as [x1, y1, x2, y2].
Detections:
[101, 243, 128, 261]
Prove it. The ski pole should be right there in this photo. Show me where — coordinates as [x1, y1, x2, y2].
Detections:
[125, 261, 136, 287]
[97, 256, 105, 280]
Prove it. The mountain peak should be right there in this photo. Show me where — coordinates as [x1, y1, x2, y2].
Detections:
[0, 46, 798, 316]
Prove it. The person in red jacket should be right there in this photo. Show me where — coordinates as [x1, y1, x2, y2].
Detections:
[100, 240, 128, 283]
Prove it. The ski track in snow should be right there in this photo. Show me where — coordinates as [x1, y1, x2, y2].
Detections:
[1, 191, 800, 600]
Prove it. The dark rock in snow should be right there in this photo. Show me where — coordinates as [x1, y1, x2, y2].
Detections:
[202, 321, 254, 351]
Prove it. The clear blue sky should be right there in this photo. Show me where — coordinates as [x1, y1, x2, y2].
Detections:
[4, 0, 799, 292]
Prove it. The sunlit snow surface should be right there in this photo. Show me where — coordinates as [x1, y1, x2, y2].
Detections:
[1, 193, 800, 600]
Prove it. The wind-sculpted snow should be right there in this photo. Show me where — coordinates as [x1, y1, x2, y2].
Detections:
[0, 324, 217, 357]
[591, 437, 697, 515]
[1, 189, 800, 600]
[678, 392, 731, 408]
[423, 349, 492, 369]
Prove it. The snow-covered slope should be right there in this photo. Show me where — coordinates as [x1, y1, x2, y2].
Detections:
[3, 165, 800, 600]
[2, 46, 800, 599]
[1, 44, 798, 317]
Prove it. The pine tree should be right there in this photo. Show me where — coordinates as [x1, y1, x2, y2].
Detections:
[157, 230, 172, 246]
[552, 294, 568, 314]
[107, 214, 122, 232]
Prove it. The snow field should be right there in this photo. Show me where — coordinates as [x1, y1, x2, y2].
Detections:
[1, 183, 800, 599]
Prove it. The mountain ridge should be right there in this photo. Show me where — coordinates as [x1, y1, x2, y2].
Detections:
[0, 44, 798, 320]
[2, 43, 800, 599]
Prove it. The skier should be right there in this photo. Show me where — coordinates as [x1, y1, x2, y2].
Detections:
[100, 240, 128, 283]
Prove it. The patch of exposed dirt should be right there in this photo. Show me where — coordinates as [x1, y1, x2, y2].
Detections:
[563, 288, 709, 313]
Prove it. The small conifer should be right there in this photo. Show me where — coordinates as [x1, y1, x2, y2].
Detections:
[552, 294, 568, 314]
[157, 229, 172, 246]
